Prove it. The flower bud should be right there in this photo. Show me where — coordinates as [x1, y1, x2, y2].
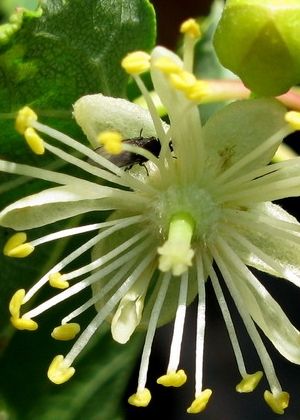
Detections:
[213, 0, 300, 96]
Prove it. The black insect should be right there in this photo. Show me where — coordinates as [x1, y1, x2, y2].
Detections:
[94, 133, 161, 169]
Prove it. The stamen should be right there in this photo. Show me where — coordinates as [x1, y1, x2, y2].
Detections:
[24, 238, 153, 320]
[187, 389, 212, 414]
[157, 271, 188, 386]
[9, 289, 25, 319]
[129, 272, 171, 405]
[97, 130, 123, 155]
[236, 372, 263, 393]
[179, 18, 201, 72]
[285, 110, 300, 130]
[47, 355, 75, 384]
[49, 273, 69, 289]
[51, 323, 81, 341]
[11, 317, 38, 331]
[61, 229, 148, 282]
[208, 260, 248, 379]
[131, 72, 169, 148]
[194, 254, 207, 396]
[23, 215, 143, 302]
[15, 106, 37, 134]
[121, 51, 151, 75]
[33, 121, 155, 194]
[127, 388, 151, 407]
[157, 370, 187, 387]
[212, 239, 283, 395]
[153, 56, 182, 74]
[187, 80, 212, 103]
[158, 212, 195, 276]
[180, 18, 201, 39]
[61, 251, 156, 370]
[24, 127, 45, 155]
[169, 70, 197, 94]
[61, 257, 138, 324]
[3, 232, 34, 258]
[264, 390, 290, 414]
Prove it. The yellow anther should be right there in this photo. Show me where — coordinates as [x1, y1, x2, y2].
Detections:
[264, 390, 290, 415]
[15, 106, 37, 134]
[4, 232, 34, 258]
[51, 323, 81, 341]
[157, 369, 187, 387]
[169, 70, 197, 93]
[186, 80, 211, 102]
[285, 111, 300, 130]
[48, 355, 75, 385]
[128, 388, 151, 407]
[11, 317, 38, 331]
[9, 289, 25, 318]
[49, 272, 69, 289]
[153, 56, 182, 75]
[180, 18, 201, 39]
[24, 127, 45, 155]
[121, 51, 150, 75]
[187, 389, 212, 414]
[97, 130, 123, 155]
[236, 371, 263, 393]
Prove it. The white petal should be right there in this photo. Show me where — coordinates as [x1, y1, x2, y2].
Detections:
[0, 184, 117, 229]
[73, 94, 159, 147]
[230, 202, 300, 285]
[202, 98, 286, 178]
[233, 270, 300, 364]
[111, 293, 145, 344]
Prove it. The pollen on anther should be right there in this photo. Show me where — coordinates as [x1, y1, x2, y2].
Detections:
[187, 389, 212, 414]
[128, 388, 151, 407]
[121, 51, 150, 75]
[97, 130, 123, 155]
[180, 18, 201, 39]
[51, 323, 81, 341]
[24, 127, 45, 155]
[157, 369, 187, 387]
[48, 355, 75, 384]
[15, 106, 38, 134]
[4, 232, 34, 258]
[49, 272, 69, 289]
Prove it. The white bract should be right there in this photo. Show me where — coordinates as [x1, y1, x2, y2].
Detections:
[2, 18, 300, 415]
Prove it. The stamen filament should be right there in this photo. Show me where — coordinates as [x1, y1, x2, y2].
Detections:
[63, 229, 148, 281]
[194, 253, 207, 396]
[132, 75, 168, 146]
[212, 239, 282, 394]
[61, 258, 138, 324]
[207, 258, 247, 378]
[166, 271, 188, 374]
[23, 237, 153, 320]
[44, 141, 129, 187]
[23, 215, 143, 302]
[136, 272, 171, 392]
[63, 251, 156, 367]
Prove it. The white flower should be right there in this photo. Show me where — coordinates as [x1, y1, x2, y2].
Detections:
[2, 18, 300, 415]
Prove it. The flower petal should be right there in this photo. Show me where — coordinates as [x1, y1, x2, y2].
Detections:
[232, 268, 300, 364]
[0, 184, 121, 230]
[150, 46, 204, 170]
[202, 98, 286, 177]
[73, 94, 160, 147]
[229, 202, 300, 286]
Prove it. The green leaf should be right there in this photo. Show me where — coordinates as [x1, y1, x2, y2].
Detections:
[0, 1, 155, 418]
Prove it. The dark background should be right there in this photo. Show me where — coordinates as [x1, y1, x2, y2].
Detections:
[125, 1, 300, 419]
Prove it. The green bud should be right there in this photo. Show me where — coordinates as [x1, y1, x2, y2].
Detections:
[213, 0, 300, 96]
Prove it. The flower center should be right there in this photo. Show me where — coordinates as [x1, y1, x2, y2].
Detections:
[151, 184, 221, 244]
